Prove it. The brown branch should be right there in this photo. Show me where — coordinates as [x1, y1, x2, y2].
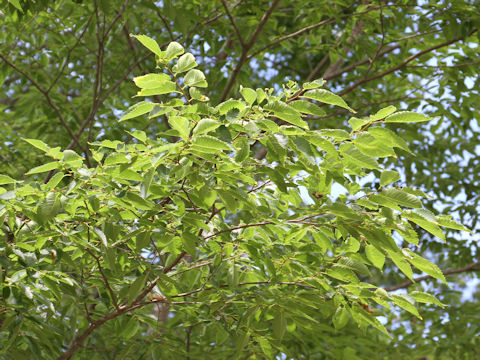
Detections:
[221, 0, 245, 48]
[85, 248, 119, 309]
[386, 260, 480, 292]
[204, 221, 273, 240]
[248, 18, 336, 60]
[323, 45, 400, 81]
[339, 33, 475, 96]
[219, 0, 281, 102]
[0, 54, 88, 159]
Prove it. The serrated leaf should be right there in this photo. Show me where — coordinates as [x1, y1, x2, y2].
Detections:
[333, 306, 350, 330]
[302, 89, 356, 113]
[354, 132, 395, 157]
[402, 210, 445, 241]
[385, 111, 432, 123]
[184, 69, 208, 88]
[380, 188, 422, 208]
[387, 250, 413, 280]
[192, 135, 232, 152]
[240, 87, 257, 106]
[402, 248, 447, 284]
[302, 78, 325, 89]
[172, 53, 197, 73]
[45, 172, 65, 190]
[436, 215, 470, 232]
[133, 74, 172, 89]
[290, 100, 326, 116]
[26, 161, 61, 175]
[193, 118, 220, 135]
[0, 175, 16, 185]
[392, 294, 422, 319]
[265, 101, 307, 129]
[131, 34, 163, 57]
[165, 41, 184, 60]
[127, 275, 147, 304]
[368, 127, 412, 154]
[23, 138, 49, 153]
[119, 102, 155, 121]
[409, 291, 445, 308]
[273, 311, 286, 340]
[136, 82, 177, 96]
[370, 105, 397, 121]
[234, 138, 249, 163]
[325, 265, 359, 283]
[365, 245, 385, 269]
[168, 116, 191, 139]
[182, 231, 197, 256]
[380, 170, 401, 187]
[340, 143, 380, 169]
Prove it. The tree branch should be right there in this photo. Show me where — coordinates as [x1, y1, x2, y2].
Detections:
[221, 0, 245, 48]
[219, 0, 281, 102]
[339, 33, 475, 96]
[0, 54, 89, 160]
[386, 260, 480, 292]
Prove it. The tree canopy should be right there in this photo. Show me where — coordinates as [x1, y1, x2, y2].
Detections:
[0, 1, 479, 359]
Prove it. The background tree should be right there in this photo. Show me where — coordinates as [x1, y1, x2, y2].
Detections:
[0, 0, 479, 359]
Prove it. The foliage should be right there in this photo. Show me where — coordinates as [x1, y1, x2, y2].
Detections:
[0, 1, 479, 359]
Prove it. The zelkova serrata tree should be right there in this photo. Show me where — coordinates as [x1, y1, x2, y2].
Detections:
[0, 36, 469, 359]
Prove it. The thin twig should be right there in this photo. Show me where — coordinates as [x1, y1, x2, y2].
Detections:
[386, 260, 480, 292]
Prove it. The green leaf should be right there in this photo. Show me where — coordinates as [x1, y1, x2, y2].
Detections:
[402, 210, 445, 241]
[436, 215, 471, 232]
[183, 69, 208, 88]
[325, 265, 359, 283]
[240, 86, 257, 106]
[191, 135, 232, 152]
[333, 306, 350, 330]
[7, 0, 23, 12]
[340, 143, 380, 169]
[370, 105, 397, 121]
[380, 170, 401, 187]
[182, 231, 197, 256]
[165, 41, 184, 60]
[45, 172, 65, 190]
[133, 74, 172, 89]
[0, 175, 16, 185]
[273, 311, 287, 340]
[26, 161, 60, 175]
[23, 138, 49, 153]
[127, 275, 147, 304]
[290, 100, 326, 117]
[392, 294, 422, 319]
[136, 82, 177, 96]
[168, 116, 191, 139]
[172, 53, 197, 73]
[234, 138, 250, 163]
[192, 118, 220, 135]
[365, 245, 385, 269]
[385, 111, 432, 123]
[380, 188, 422, 208]
[368, 127, 412, 154]
[410, 291, 446, 308]
[131, 34, 163, 57]
[402, 248, 447, 284]
[302, 89, 356, 113]
[265, 101, 308, 129]
[119, 102, 155, 122]
[387, 250, 413, 280]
